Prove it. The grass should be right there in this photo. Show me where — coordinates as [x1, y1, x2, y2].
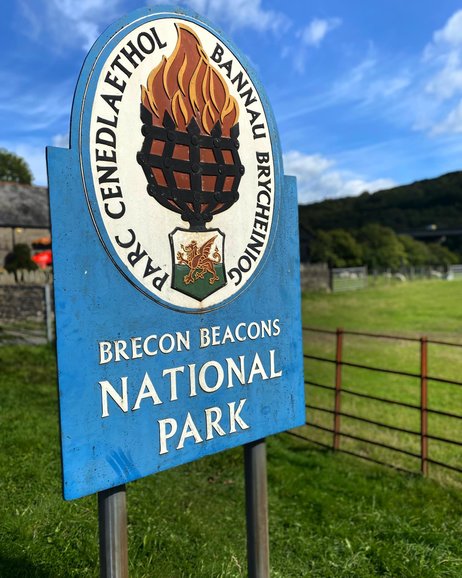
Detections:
[2, 342, 462, 576]
[301, 278, 462, 484]
[303, 278, 462, 336]
[2, 278, 462, 575]
[0, 319, 47, 344]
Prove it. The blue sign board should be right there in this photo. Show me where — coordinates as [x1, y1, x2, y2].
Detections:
[47, 6, 305, 500]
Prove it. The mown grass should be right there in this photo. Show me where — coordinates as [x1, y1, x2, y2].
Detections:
[2, 342, 462, 576]
[303, 278, 462, 336]
[301, 278, 462, 484]
[2, 278, 462, 576]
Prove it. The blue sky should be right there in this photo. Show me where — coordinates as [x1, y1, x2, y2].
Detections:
[3, 0, 462, 204]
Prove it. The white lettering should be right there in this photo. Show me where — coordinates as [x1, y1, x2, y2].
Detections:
[132, 372, 162, 410]
[229, 399, 250, 433]
[100, 377, 128, 417]
[162, 366, 185, 401]
[177, 412, 203, 449]
[205, 407, 226, 440]
[158, 418, 177, 455]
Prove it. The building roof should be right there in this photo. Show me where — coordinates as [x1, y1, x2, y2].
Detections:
[0, 182, 50, 228]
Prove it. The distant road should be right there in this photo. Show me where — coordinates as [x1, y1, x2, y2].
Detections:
[403, 228, 462, 239]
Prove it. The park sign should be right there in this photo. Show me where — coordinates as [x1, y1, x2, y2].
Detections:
[47, 6, 305, 501]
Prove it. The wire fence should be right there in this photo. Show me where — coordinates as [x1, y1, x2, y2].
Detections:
[330, 267, 368, 293]
[292, 327, 462, 479]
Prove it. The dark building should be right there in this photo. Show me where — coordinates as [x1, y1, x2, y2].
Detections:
[0, 182, 50, 267]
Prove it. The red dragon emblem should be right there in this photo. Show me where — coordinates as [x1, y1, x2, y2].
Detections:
[176, 235, 221, 285]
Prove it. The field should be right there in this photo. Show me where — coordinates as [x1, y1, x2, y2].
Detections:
[2, 279, 462, 576]
[301, 278, 462, 483]
[300, 278, 462, 483]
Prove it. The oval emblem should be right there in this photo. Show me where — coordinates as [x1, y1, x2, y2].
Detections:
[80, 13, 280, 311]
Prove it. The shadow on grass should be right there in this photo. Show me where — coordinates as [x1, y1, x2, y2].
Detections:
[0, 557, 54, 578]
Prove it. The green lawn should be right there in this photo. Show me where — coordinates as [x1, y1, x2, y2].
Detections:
[2, 279, 462, 576]
[303, 278, 462, 336]
[2, 341, 462, 576]
[301, 278, 462, 484]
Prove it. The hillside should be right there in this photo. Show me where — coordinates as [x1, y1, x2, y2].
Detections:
[298, 171, 462, 233]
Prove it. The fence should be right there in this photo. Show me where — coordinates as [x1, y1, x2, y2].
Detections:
[330, 266, 368, 292]
[300, 263, 330, 292]
[293, 327, 462, 480]
[448, 264, 462, 280]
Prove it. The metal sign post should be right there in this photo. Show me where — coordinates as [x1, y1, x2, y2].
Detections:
[47, 6, 305, 575]
[98, 485, 128, 578]
[245, 439, 270, 578]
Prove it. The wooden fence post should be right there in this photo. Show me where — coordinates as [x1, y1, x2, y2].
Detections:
[333, 328, 343, 450]
[420, 337, 429, 476]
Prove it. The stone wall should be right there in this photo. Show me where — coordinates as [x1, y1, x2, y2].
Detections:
[0, 284, 53, 322]
[300, 263, 330, 292]
[0, 270, 52, 285]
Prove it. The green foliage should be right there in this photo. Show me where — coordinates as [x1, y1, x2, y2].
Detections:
[298, 170, 462, 258]
[427, 243, 459, 266]
[299, 170, 462, 232]
[4, 244, 38, 282]
[398, 234, 431, 266]
[311, 229, 363, 267]
[0, 148, 33, 184]
[309, 225, 459, 270]
[355, 224, 407, 269]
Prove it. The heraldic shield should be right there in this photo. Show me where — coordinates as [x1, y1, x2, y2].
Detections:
[169, 228, 226, 301]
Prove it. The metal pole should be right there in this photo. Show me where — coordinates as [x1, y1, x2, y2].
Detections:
[44, 284, 53, 343]
[98, 485, 129, 578]
[333, 328, 343, 450]
[420, 337, 429, 476]
[244, 438, 269, 578]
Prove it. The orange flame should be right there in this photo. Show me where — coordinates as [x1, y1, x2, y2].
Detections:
[141, 24, 239, 136]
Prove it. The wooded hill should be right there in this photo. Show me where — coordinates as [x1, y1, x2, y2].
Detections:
[299, 171, 462, 233]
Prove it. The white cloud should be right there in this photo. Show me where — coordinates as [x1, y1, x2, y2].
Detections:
[430, 10, 462, 48]
[301, 17, 341, 48]
[52, 133, 70, 148]
[425, 51, 462, 101]
[19, 0, 123, 50]
[432, 99, 462, 134]
[422, 10, 462, 134]
[288, 16, 341, 72]
[0, 74, 72, 133]
[20, 0, 291, 52]
[283, 150, 395, 204]
[177, 0, 290, 34]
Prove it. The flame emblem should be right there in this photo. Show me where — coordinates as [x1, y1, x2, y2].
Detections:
[137, 22, 246, 300]
[141, 24, 239, 136]
[137, 22, 244, 233]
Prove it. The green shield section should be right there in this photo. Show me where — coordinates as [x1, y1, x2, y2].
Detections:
[172, 263, 226, 300]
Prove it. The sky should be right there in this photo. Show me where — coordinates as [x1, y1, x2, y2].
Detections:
[3, 0, 462, 204]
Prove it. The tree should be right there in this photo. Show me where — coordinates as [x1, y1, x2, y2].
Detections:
[0, 148, 33, 184]
[355, 224, 407, 270]
[398, 235, 431, 266]
[311, 229, 363, 267]
[4, 244, 37, 282]
[427, 243, 459, 267]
